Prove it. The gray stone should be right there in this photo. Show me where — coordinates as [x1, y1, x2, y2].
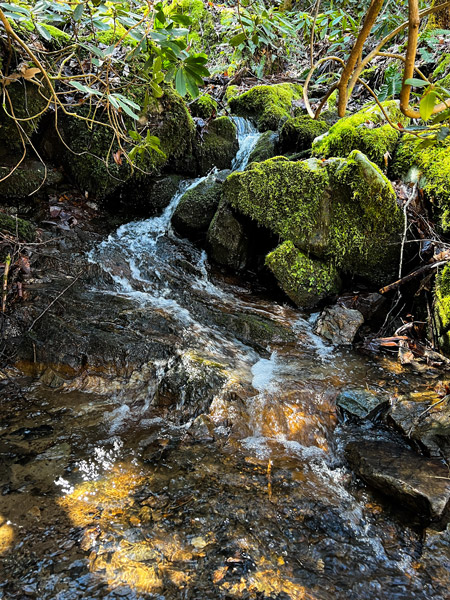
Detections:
[337, 387, 389, 421]
[247, 130, 278, 164]
[314, 304, 364, 345]
[346, 439, 450, 521]
[206, 201, 248, 270]
[172, 175, 222, 239]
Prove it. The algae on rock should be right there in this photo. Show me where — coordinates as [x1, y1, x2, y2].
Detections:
[229, 83, 303, 131]
[312, 100, 408, 168]
[266, 241, 341, 308]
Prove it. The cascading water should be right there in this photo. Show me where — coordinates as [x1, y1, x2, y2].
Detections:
[1, 117, 448, 600]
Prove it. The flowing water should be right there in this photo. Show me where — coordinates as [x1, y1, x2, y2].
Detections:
[0, 119, 449, 599]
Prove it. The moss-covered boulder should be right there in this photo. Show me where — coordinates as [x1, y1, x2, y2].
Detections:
[172, 174, 222, 239]
[196, 116, 238, 175]
[190, 94, 218, 120]
[0, 160, 63, 199]
[266, 241, 341, 308]
[278, 116, 329, 154]
[206, 201, 248, 270]
[312, 100, 408, 168]
[57, 87, 195, 200]
[229, 83, 303, 131]
[435, 264, 450, 355]
[223, 151, 403, 284]
[0, 212, 35, 242]
[0, 81, 49, 150]
[247, 130, 278, 164]
[391, 135, 450, 231]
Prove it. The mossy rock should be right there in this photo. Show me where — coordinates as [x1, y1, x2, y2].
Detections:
[0, 212, 35, 242]
[266, 241, 341, 308]
[223, 151, 403, 283]
[196, 116, 238, 175]
[247, 130, 278, 164]
[172, 174, 223, 238]
[0, 159, 63, 199]
[229, 83, 303, 131]
[435, 264, 450, 355]
[0, 80, 49, 150]
[206, 200, 248, 270]
[225, 85, 240, 105]
[391, 135, 450, 231]
[278, 115, 329, 154]
[190, 94, 218, 120]
[312, 100, 409, 168]
[58, 86, 195, 199]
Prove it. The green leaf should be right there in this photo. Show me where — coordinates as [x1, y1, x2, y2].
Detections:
[420, 90, 437, 121]
[70, 81, 102, 96]
[116, 98, 140, 120]
[36, 23, 52, 41]
[404, 78, 429, 88]
[73, 2, 84, 22]
[171, 14, 191, 26]
[230, 32, 247, 47]
[175, 68, 187, 97]
[185, 73, 199, 98]
[0, 3, 30, 16]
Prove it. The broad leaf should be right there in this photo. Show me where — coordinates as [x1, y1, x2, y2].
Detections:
[420, 90, 437, 121]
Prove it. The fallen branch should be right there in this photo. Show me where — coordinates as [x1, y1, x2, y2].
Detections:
[380, 252, 450, 294]
[27, 271, 83, 332]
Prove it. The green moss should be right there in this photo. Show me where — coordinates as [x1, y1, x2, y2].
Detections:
[0, 160, 62, 198]
[0, 80, 49, 149]
[206, 200, 248, 270]
[391, 134, 450, 231]
[279, 115, 329, 154]
[266, 240, 341, 308]
[435, 264, 450, 354]
[44, 24, 71, 45]
[312, 100, 409, 168]
[229, 83, 303, 131]
[190, 94, 218, 119]
[225, 85, 240, 105]
[0, 212, 35, 242]
[172, 175, 222, 237]
[196, 116, 238, 174]
[60, 86, 195, 198]
[223, 151, 403, 283]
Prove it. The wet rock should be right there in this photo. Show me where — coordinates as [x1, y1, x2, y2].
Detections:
[172, 174, 223, 240]
[278, 115, 329, 154]
[337, 387, 389, 421]
[338, 292, 386, 321]
[0, 160, 63, 199]
[266, 241, 341, 309]
[196, 116, 239, 175]
[315, 305, 364, 345]
[388, 393, 450, 461]
[346, 439, 450, 521]
[114, 174, 182, 219]
[247, 130, 278, 164]
[206, 201, 249, 270]
[188, 414, 215, 441]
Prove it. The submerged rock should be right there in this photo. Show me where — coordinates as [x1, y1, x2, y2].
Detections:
[278, 115, 329, 154]
[266, 241, 341, 309]
[229, 83, 303, 131]
[312, 100, 408, 168]
[315, 304, 364, 345]
[337, 387, 389, 420]
[206, 201, 248, 270]
[172, 174, 223, 239]
[346, 439, 450, 522]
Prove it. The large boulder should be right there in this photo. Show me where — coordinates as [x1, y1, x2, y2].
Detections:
[278, 115, 329, 154]
[229, 83, 303, 131]
[265, 241, 341, 308]
[206, 201, 248, 270]
[222, 152, 403, 287]
[196, 116, 238, 175]
[247, 130, 278, 164]
[172, 173, 223, 239]
[312, 100, 409, 168]
[55, 87, 196, 200]
[189, 93, 218, 119]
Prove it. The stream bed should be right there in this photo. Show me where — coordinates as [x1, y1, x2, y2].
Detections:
[0, 120, 449, 599]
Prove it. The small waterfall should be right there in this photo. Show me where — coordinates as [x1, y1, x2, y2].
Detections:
[231, 116, 260, 171]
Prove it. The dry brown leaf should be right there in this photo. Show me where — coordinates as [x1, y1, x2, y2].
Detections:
[22, 67, 41, 80]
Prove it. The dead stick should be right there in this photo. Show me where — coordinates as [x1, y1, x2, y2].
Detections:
[27, 271, 83, 332]
[2, 253, 11, 313]
[380, 260, 449, 294]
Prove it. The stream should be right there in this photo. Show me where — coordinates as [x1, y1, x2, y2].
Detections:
[0, 119, 449, 599]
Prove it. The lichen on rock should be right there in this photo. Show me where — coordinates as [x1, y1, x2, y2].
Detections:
[266, 241, 341, 308]
[312, 100, 409, 168]
[228, 83, 303, 131]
